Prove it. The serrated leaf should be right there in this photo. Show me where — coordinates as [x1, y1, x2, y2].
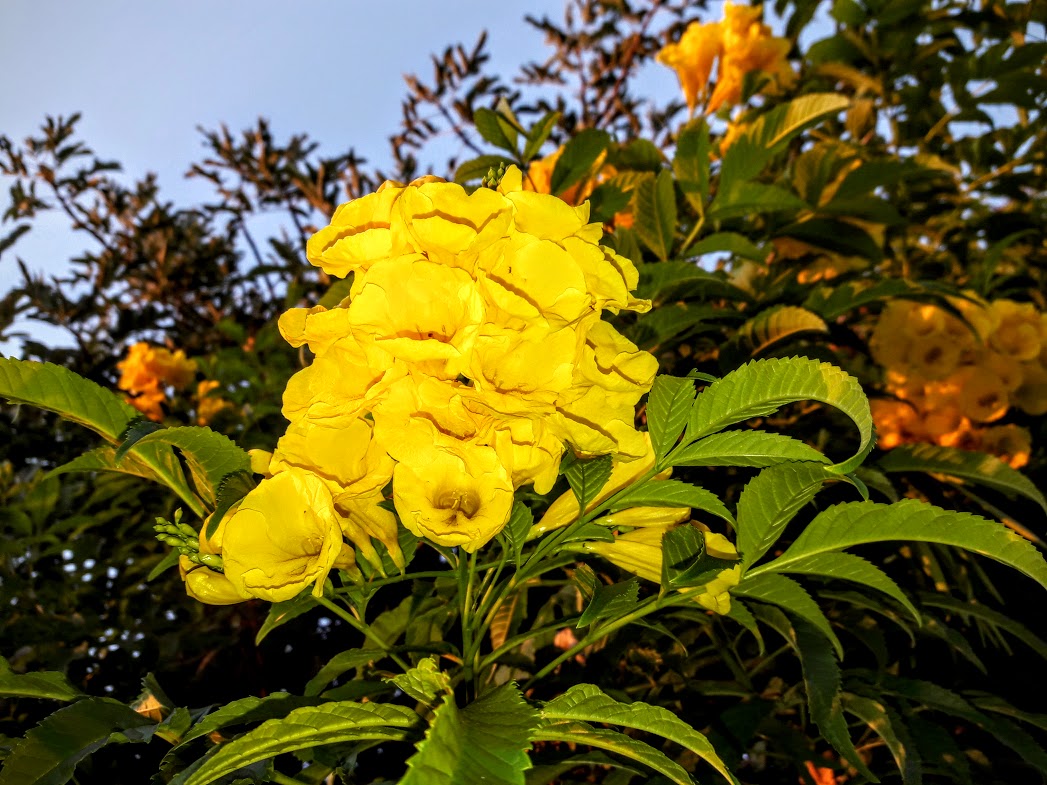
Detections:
[673, 117, 710, 211]
[0, 697, 155, 785]
[387, 657, 451, 706]
[541, 684, 736, 783]
[131, 426, 251, 507]
[532, 721, 695, 785]
[707, 182, 806, 222]
[878, 444, 1047, 516]
[918, 593, 1047, 661]
[686, 358, 872, 473]
[177, 701, 417, 785]
[522, 111, 560, 162]
[736, 462, 837, 568]
[774, 218, 883, 262]
[502, 502, 534, 565]
[771, 552, 919, 623]
[735, 574, 844, 658]
[208, 470, 255, 538]
[401, 684, 538, 785]
[115, 417, 163, 461]
[177, 694, 324, 747]
[670, 430, 829, 469]
[305, 649, 385, 697]
[725, 599, 764, 655]
[763, 499, 1047, 590]
[0, 357, 137, 441]
[628, 303, 731, 350]
[907, 715, 972, 785]
[550, 129, 610, 196]
[255, 590, 317, 645]
[44, 446, 158, 482]
[635, 169, 677, 261]
[0, 657, 83, 702]
[563, 453, 614, 513]
[646, 375, 696, 461]
[791, 622, 877, 781]
[661, 525, 739, 590]
[734, 305, 828, 357]
[578, 578, 639, 627]
[611, 479, 734, 527]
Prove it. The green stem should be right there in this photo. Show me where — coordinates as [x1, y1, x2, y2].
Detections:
[459, 550, 478, 682]
[477, 616, 581, 674]
[316, 596, 411, 672]
[269, 772, 310, 785]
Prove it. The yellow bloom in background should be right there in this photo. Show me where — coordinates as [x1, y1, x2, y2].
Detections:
[222, 469, 349, 602]
[392, 436, 513, 552]
[657, 3, 793, 115]
[195, 380, 231, 426]
[979, 425, 1033, 470]
[1013, 360, 1047, 416]
[989, 299, 1042, 361]
[117, 342, 198, 421]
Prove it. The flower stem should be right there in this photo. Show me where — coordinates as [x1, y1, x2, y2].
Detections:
[315, 595, 410, 672]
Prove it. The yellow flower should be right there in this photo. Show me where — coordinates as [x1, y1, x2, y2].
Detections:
[127, 388, 167, 422]
[221, 469, 350, 602]
[954, 368, 1009, 423]
[979, 424, 1032, 469]
[1012, 360, 1047, 416]
[582, 525, 741, 613]
[305, 183, 410, 278]
[337, 490, 405, 573]
[117, 342, 198, 420]
[271, 415, 393, 500]
[657, 20, 724, 113]
[196, 380, 231, 426]
[908, 333, 962, 380]
[392, 430, 513, 552]
[348, 254, 485, 379]
[989, 299, 1042, 361]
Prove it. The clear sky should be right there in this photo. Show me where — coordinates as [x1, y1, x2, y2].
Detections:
[0, 0, 579, 348]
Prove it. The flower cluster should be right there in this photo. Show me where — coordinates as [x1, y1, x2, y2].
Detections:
[657, 2, 795, 114]
[184, 166, 657, 604]
[117, 342, 198, 421]
[870, 298, 1046, 467]
[523, 147, 634, 229]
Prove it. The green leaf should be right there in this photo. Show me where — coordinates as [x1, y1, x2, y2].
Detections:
[803, 278, 927, 320]
[774, 218, 883, 262]
[177, 701, 417, 785]
[550, 129, 611, 195]
[611, 479, 734, 527]
[455, 155, 516, 184]
[304, 649, 385, 696]
[0, 657, 83, 702]
[255, 591, 317, 645]
[0, 357, 136, 442]
[578, 579, 640, 627]
[736, 462, 837, 568]
[670, 431, 829, 469]
[725, 599, 764, 655]
[636, 261, 750, 304]
[763, 499, 1047, 590]
[146, 550, 181, 581]
[523, 111, 560, 162]
[502, 501, 535, 565]
[563, 453, 614, 513]
[792, 622, 877, 781]
[770, 552, 919, 623]
[721, 94, 850, 184]
[673, 117, 711, 210]
[387, 657, 451, 706]
[131, 426, 251, 507]
[0, 697, 155, 785]
[646, 375, 696, 461]
[733, 305, 828, 357]
[115, 417, 163, 461]
[401, 684, 538, 785]
[707, 182, 806, 222]
[686, 358, 872, 473]
[474, 107, 518, 153]
[735, 573, 844, 659]
[540, 684, 737, 783]
[531, 721, 696, 785]
[177, 694, 325, 746]
[44, 446, 158, 482]
[878, 444, 1047, 516]
[208, 470, 256, 538]
[634, 169, 677, 261]
[628, 303, 733, 350]
[661, 525, 739, 590]
[616, 139, 664, 171]
[684, 231, 768, 262]
[918, 593, 1047, 661]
